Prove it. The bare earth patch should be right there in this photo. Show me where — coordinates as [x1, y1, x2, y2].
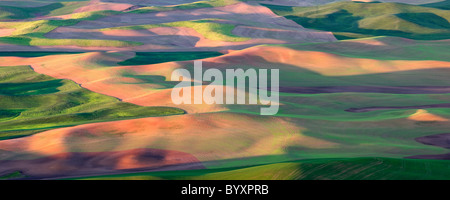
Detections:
[0, 29, 14, 37]
[408, 109, 448, 122]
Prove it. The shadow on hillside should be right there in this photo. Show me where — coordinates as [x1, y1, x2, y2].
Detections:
[0, 3, 65, 20]
[286, 10, 362, 32]
[396, 12, 450, 29]
[421, 0, 450, 10]
[284, 9, 450, 40]
[120, 74, 180, 89]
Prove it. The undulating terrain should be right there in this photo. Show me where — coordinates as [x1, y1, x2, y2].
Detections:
[0, 0, 449, 180]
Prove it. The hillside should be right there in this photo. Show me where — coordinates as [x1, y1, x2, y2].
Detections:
[0, 64, 184, 140]
[263, 1, 450, 39]
[0, 0, 337, 51]
[0, 0, 449, 180]
[0, 37, 449, 179]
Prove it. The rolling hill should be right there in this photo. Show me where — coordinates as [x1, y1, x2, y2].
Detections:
[263, 1, 450, 39]
[0, 0, 337, 51]
[0, 64, 184, 140]
[0, 0, 449, 180]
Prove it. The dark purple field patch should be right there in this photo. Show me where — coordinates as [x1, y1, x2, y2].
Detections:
[279, 86, 450, 94]
[345, 103, 450, 113]
[406, 133, 450, 160]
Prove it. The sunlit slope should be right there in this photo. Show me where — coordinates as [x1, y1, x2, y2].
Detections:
[99, 19, 252, 42]
[0, 52, 229, 113]
[199, 39, 450, 87]
[1, 38, 449, 114]
[263, 1, 450, 39]
[0, 65, 184, 140]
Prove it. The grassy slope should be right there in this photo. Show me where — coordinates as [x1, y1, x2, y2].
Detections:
[273, 93, 450, 121]
[0, 65, 185, 140]
[102, 19, 250, 42]
[190, 42, 450, 170]
[262, 1, 450, 40]
[0, 171, 26, 180]
[74, 157, 450, 180]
